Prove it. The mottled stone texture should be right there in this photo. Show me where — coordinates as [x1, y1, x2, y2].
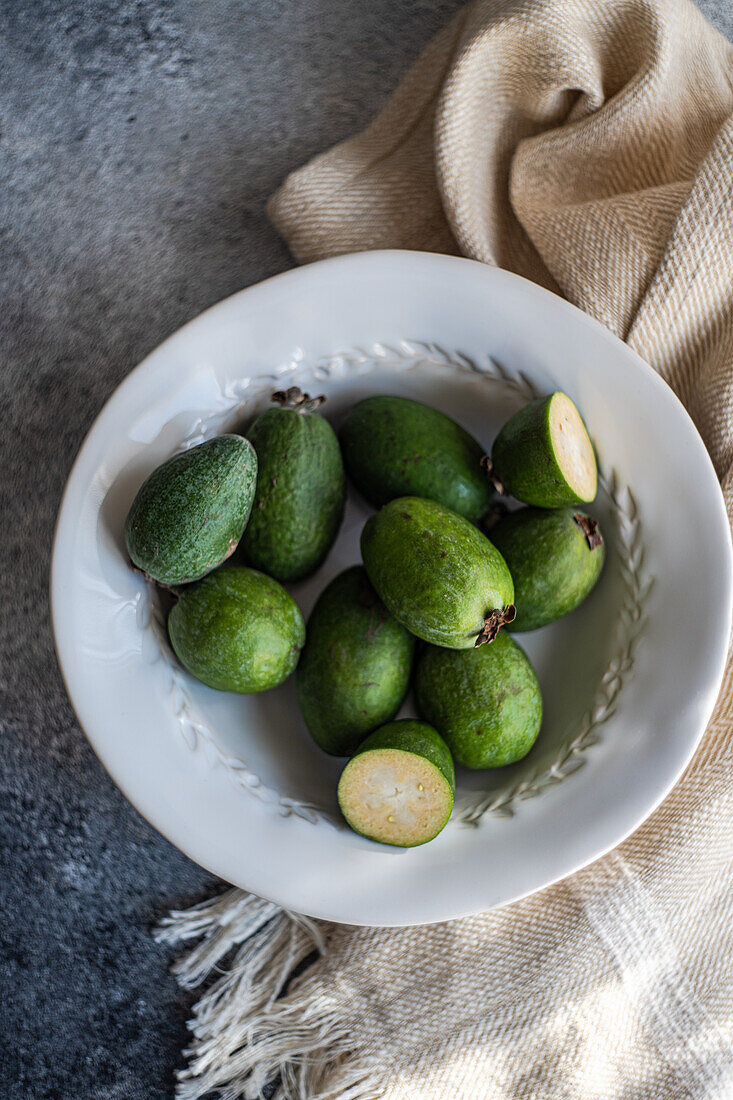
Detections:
[1, 1, 730, 1097]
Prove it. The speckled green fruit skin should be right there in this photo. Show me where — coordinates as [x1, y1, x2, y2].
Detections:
[415, 632, 542, 769]
[296, 566, 414, 756]
[167, 566, 305, 693]
[350, 720, 456, 796]
[491, 394, 596, 507]
[361, 497, 514, 649]
[238, 405, 346, 583]
[125, 435, 257, 585]
[491, 507, 606, 631]
[340, 395, 492, 522]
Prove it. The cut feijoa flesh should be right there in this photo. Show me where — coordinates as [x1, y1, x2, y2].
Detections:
[337, 720, 455, 847]
[490, 507, 605, 631]
[296, 566, 414, 756]
[489, 392, 597, 507]
[340, 395, 492, 522]
[360, 496, 515, 649]
[414, 631, 542, 769]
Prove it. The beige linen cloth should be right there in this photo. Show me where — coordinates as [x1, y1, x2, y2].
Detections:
[156, 1, 733, 1097]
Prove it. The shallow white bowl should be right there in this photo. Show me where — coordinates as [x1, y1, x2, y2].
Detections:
[51, 251, 732, 926]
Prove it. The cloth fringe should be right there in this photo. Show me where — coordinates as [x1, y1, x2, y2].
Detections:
[155, 889, 380, 1100]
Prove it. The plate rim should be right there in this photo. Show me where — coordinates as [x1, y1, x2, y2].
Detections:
[51, 249, 733, 925]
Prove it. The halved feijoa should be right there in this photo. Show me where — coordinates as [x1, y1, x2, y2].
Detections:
[490, 507, 605, 631]
[340, 395, 492, 522]
[125, 434, 257, 585]
[337, 720, 455, 847]
[361, 497, 515, 649]
[488, 392, 597, 507]
[415, 632, 542, 769]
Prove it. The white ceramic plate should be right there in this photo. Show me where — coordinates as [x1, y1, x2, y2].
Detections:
[52, 251, 732, 926]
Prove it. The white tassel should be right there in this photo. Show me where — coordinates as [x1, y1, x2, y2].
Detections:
[155, 889, 381, 1100]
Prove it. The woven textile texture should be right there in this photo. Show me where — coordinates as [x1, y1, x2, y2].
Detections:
[163, 1, 733, 1096]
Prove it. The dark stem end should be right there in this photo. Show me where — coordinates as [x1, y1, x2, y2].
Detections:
[573, 513, 603, 551]
[475, 604, 517, 647]
[272, 386, 326, 413]
[480, 454, 506, 496]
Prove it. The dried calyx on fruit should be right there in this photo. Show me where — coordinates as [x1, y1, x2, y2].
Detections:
[573, 512, 603, 550]
[271, 386, 326, 413]
[474, 604, 517, 647]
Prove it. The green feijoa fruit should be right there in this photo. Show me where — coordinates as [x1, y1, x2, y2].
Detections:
[337, 719, 455, 847]
[361, 497, 515, 649]
[125, 435, 257, 585]
[490, 507, 605, 631]
[296, 566, 414, 756]
[238, 388, 346, 583]
[414, 632, 542, 769]
[488, 392, 597, 507]
[168, 566, 305, 693]
[340, 395, 492, 522]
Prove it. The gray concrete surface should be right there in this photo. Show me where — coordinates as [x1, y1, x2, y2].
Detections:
[2, 1, 731, 1097]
